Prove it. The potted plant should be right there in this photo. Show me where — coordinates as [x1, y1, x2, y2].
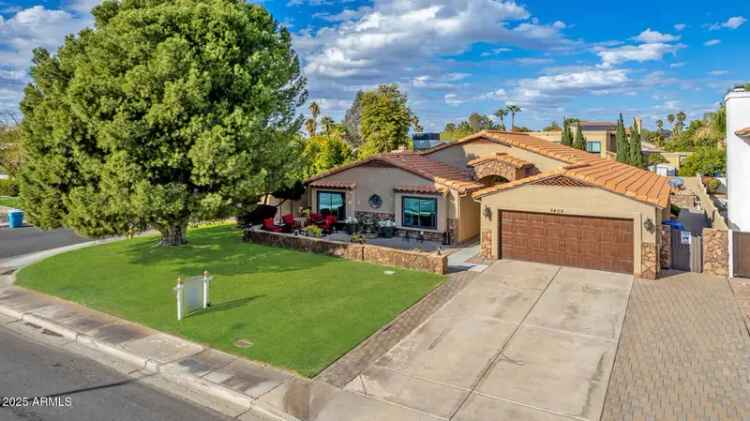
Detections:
[378, 219, 397, 238]
[344, 216, 359, 235]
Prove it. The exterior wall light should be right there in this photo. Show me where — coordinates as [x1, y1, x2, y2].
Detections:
[643, 218, 655, 233]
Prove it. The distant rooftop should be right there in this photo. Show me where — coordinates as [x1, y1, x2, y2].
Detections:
[576, 121, 618, 131]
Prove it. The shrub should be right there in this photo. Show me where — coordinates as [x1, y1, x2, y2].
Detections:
[0, 178, 18, 196]
[706, 178, 722, 194]
[304, 225, 322, 238]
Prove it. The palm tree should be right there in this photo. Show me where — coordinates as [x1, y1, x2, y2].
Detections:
[304, 118, 317, 137]
[308, 101, 320, 120]
[494, 109, 507, 130]
[675, 111, 687, 134]
[655, 119, 664, 132]
[505, 105, 522, 131]
[667, 113, 675, 135]
[321, 116, 335, 137]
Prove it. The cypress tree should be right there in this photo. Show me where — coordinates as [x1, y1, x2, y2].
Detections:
[629, 118, 643, 167]
[573, 123, 587, 151]
[615, 114, 630, 163]
[561, 120, 573, 146]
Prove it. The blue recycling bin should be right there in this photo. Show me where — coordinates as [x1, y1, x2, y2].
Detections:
[8, 210, 24, 228]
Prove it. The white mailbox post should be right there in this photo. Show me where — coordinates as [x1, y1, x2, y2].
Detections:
[174, 271, 213, 321]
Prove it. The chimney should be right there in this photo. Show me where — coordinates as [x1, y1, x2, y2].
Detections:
[725, 86, 750, 232]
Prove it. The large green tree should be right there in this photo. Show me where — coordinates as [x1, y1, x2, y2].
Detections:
[0, 120, 23, 178]
[20, 0, 306, 245]
[679, 147, 726, 176]
[358, 84, 418, 157]
[302, 124, 353, 178]
[615, 114, 630, 163]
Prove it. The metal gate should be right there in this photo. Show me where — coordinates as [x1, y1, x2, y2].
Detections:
[671, 230, 703, 272]
[733, 231, 750, 278]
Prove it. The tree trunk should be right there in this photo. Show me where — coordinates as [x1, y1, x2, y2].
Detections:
[159, 222, 189, 246]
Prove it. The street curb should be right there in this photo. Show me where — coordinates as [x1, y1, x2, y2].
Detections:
[0, 299, 293, 421]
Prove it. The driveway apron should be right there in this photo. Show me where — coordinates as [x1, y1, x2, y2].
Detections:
[345, 260, 633, 421]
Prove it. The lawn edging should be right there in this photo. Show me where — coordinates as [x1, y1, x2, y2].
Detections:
[243, 228, 448, 274]
[0, 286, 293, 420]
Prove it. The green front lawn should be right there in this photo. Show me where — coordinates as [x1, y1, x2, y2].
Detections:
[16, 224, 443, 377]
[0, 196, 20, 209]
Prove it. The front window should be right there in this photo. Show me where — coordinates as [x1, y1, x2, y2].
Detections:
[402, 196, 437, 230]
[586, 141, 601, 154]
[317, 191, 346, 220]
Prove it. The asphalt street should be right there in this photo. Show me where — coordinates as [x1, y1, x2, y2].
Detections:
[0, 227, 88, 260]
[0, 325, 232, 421]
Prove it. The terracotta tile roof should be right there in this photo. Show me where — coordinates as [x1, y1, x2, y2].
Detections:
[467, 153, 534, 169]
[308, 181, 357, 190]
[736, 127, 750, 137]
[305, 152, 483, 194]
[394, 185, 442, 194]
[473, 160, 671, 208]
[531, 175, 592, 187]
[424, 130, 597, 165]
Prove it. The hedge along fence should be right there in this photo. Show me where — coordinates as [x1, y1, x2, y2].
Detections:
[243, 229, 448, 275]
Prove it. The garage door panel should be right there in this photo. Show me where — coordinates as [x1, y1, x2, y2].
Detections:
[500, 211, 633, 274]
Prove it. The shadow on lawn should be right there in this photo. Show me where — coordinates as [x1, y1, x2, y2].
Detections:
[193, 295, 265, 317]
[120, 225, 337, 278]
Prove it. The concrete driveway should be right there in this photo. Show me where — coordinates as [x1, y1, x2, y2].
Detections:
[344, 260, 633, 420]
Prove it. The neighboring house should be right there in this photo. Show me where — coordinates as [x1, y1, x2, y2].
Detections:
[726, 86, 750, 278]
[411, 133, 444, 151]
[304, 130, 671, 278]
[530, 120, 621, 159]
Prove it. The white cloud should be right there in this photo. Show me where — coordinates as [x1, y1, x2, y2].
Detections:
[513, 57, 554, 65]
[0, 5, 93, 114]
[66, 0, 101, 14]
[295, 0, 577, 85]
[633, 28, 680, 43]
[708, 70, 728, 76]
[707, 16, 746, 31]
[674, 23, 687, 31]
[704, 39, 721, 46]
[670, 62, 686, 68]
[595, 42, 685, 68]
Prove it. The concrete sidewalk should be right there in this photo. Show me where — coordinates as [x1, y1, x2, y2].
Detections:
[0, 285, 443, 421]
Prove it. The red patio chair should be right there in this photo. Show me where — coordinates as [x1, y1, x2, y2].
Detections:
[308, 212, 324, 226]
[320, 215, 337, 234]
[262, 217, 284, 233]
[281, 214, 299, 232]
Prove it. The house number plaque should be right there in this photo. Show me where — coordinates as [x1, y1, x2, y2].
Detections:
[550, 208, 565, 214]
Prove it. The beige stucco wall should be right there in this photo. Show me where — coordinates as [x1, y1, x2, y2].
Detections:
[457, 195, 481, 242]
[309, 165, 455, 234]
[479, 185, 662, 275]
[425, 141, 567, 173]
[312, 166, 433, 216]
[394, 191, 449, 234]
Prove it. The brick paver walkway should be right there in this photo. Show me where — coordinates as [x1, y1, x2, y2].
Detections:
[602, 272, 750, 420]
[316, 270, 476, 387]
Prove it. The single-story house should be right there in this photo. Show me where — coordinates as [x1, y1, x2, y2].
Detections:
[304, 130, 671, 278]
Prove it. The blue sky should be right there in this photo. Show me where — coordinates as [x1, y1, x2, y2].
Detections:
[0, 1, 748, 131]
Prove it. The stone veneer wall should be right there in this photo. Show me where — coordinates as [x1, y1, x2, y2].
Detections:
[354, 211, 394, 223]
[703, 228, 729, 278]
[671, 193, 696, 209]
[480, 230, 493, 258]
[244, 229, 447, 274]
[660, 225, 672, 269]
[640, 242, 658, 280]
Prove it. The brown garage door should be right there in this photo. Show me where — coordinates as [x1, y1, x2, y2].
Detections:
[500, 211, 634, 274]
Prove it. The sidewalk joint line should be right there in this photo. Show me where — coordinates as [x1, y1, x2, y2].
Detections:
[447, 265, 562, 420]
